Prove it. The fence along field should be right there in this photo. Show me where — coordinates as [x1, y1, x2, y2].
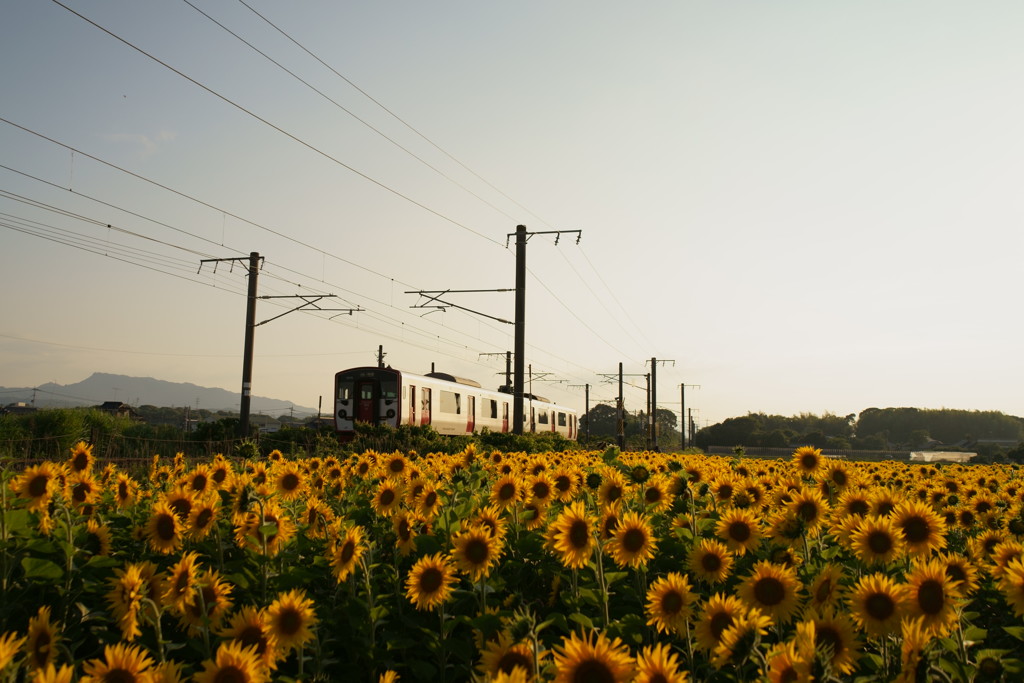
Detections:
[1, 439, 1024, 681]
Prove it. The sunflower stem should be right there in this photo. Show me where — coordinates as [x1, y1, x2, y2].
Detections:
[683, 614, 695, 668]
[594, 539, 610, 627]
[438, 602, 448, 683]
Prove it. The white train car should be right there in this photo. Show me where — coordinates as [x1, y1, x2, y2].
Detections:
[334, 366, 578, 440]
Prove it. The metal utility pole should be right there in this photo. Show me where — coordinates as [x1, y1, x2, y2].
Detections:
[199, 252, 358, 438]
[645, 358, 674, 451]
[598, 363, 645, 450]
[480, 351, 513, 390]
[377, 345, 386, 368]
[506, 225, 581, 434]
[679, 383, 701, 449]
[568, 383, 591, 442]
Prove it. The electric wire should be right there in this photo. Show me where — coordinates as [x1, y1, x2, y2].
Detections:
[49, 0, 504, 247]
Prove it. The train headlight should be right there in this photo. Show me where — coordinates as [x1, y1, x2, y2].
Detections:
[338, 409, 347, 419]
[386, 409, 395, 418]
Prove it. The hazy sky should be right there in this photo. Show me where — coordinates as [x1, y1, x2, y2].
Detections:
[3, 1, 1023, 426]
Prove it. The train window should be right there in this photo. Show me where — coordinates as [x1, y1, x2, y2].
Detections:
[359, 384, 374, 400]
[440, 390, 461, 414]
[381, 380, 398, 400]
[488, 399, 497, 419]
[558, 412, 567, 426]
[337, 382, 353, 400]
[538, 411, 549, 425]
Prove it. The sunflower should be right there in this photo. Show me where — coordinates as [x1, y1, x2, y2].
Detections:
[113, 473, 140, 509]
[645, 572, 697, 635]
[233, 501, 295, 556]
[187, 497, 220, 540]
[68, 441, 95, 474]
[392, 511, 419, 556]
[551, 466, 580, 502]
[548, 501, 597, 570]
[477, 631, 538, 681]
[634, 642, 687, 683]
[903, 557, 963, 636]
[491, 474, 525, 510]
[417, 483, 444, 520]
[151, 660, 185, 683]
[711, 610, 773, 669]
[472, 504, 507, 541]
[218, 606, 281, 670]
[693, 593, 748, 652]
[765, 510, 805, 549]
[892, 499, 947, 556]
[806, 563, 845, 612]
[898, 616, 931, 683]
[599, 503, 622, 541]
[786, 487, 830, 534]
[802, 608, 862, 675]
[869, 488, 901, 517]
[551, 630, 634, 683]
[10, 462, 62, 512]
[521, 500, 549, 532]
[836, 489, 871, 519]
[737, 560, 802, 624]
[452, 524, 502, 582]
[608, 511, 657, 570]
[405, 552, 458, 611]
[382, 452, 408, 478]
[687, 538, 734, 584]
[182, 464, 213, 498]
[0, 630, 26, 671]
[640, 477, 673, 513]
[24, 606, 60, 670]
[106, 563, 147, 641]
[178, 570, 235, 636]
[266, 589, 318, 653]
[792, 446, 823, 476]
[526, 474, 555, 507]
[850, 514, 905, 566]
[83, 517, 112, 557]
[209, 457, 233, 488]
[163, 551, 203, 613]
[598, 469, 629, 508]
[80, 642, 154, 683]
[145, 501, 184, 555]
[938, 552, 980, 597]
[271, 462, 306, 501]
[999, 558, 1024, 617]
[193, 640, 269, 683]
[65, 471, 101, 511]
[370, 478, 403, 518]
[990, 540, 1024, 580]
[715, 507, 762, 556]
[847, 573, 907, 637]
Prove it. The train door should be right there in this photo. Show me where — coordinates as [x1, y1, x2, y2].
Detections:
[356, 381, 376, 422]
[408, 385, 416, 426]
[502, 402, 509, 432]
[530, 407, 535, 433]
[467, 396, 476, 433]
[421, 388, 431, 426]
[550, 411, 556, 432]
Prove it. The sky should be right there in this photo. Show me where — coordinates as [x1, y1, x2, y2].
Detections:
[2, 1, 1024, 427]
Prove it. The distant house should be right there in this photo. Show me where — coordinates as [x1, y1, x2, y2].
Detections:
[97, 401, 139, 419]
[2, 402, 38, 415]
[909, 451, 975, 463]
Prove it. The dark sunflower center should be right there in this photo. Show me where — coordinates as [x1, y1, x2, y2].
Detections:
[753, 577, 785, 607]
[195, 509, 213, 529]
[555, 475, 572, 492]
[72, 452, 89, 472]
[645, 487, 662, 504]
[281, 473, 300, 491]
[389, 460, 404, 474]
[380, 489, 395, 506]
[398, 520, 411, 542]
[946, 564, 967, 584]
[917, 579, 945, 615]
[192, 474, 208, 492]
[605, 485, 622, 503]
[572, 659, 616, 683]
[72, 482, 89, 503]
[800, 454, 818, 470]
[533, 482, 551, 499]
[661, 589, 684, 616]
[498, 650, 533, 675]
[238, 625, 267, 652]
[213, 468, 228, 483]
[28, 474, 49, 498]
[867, 530, 893, 555]
[498, 483, 516, 501]
[278, 607, 302, 636]
[32, 631, 51, 668]
[104, 669, 137, 683]
[832, 471, 848, 486]
[569, 520, 590, 549]
[701, 553, 722, 573]
[465, 538, 489, 565]
[865, 593, 895, 621]
[423, 491, 438, 509]
[710, 612, 734, 640]
[213, 665, 247, 683]
[622, 528, 646, 554]
[728, 521, 751, 543]
[817, 625, 844, 658]
[815, 578, 833, 604]
[156, 514, 177, 541]
[902, 517, 930, 544]
[717, 485, 734, 500]
[976, 501, 993, 514]
[849, 500, 870, 516]
[341, 540, 356, 564]
[420, 567, 444, 594]
[170, 498, 192, 519]
[876, 502, 895, 516]
[796, 502, 818, 523]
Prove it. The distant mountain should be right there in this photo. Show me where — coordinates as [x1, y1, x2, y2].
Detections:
[0, 373, 317, 415]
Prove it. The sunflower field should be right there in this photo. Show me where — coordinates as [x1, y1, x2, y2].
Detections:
[2, 441, 1024, 682]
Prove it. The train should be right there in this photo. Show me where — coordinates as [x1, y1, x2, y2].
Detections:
[333, 366, 578, 440]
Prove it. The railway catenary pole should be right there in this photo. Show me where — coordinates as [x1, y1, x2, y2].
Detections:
[618, 363, 625, 449]
[679, 383, 701, 449]
[513, 225, 527, 434]
[646, 358, 675, 451]
[199, 252, 355, 439]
